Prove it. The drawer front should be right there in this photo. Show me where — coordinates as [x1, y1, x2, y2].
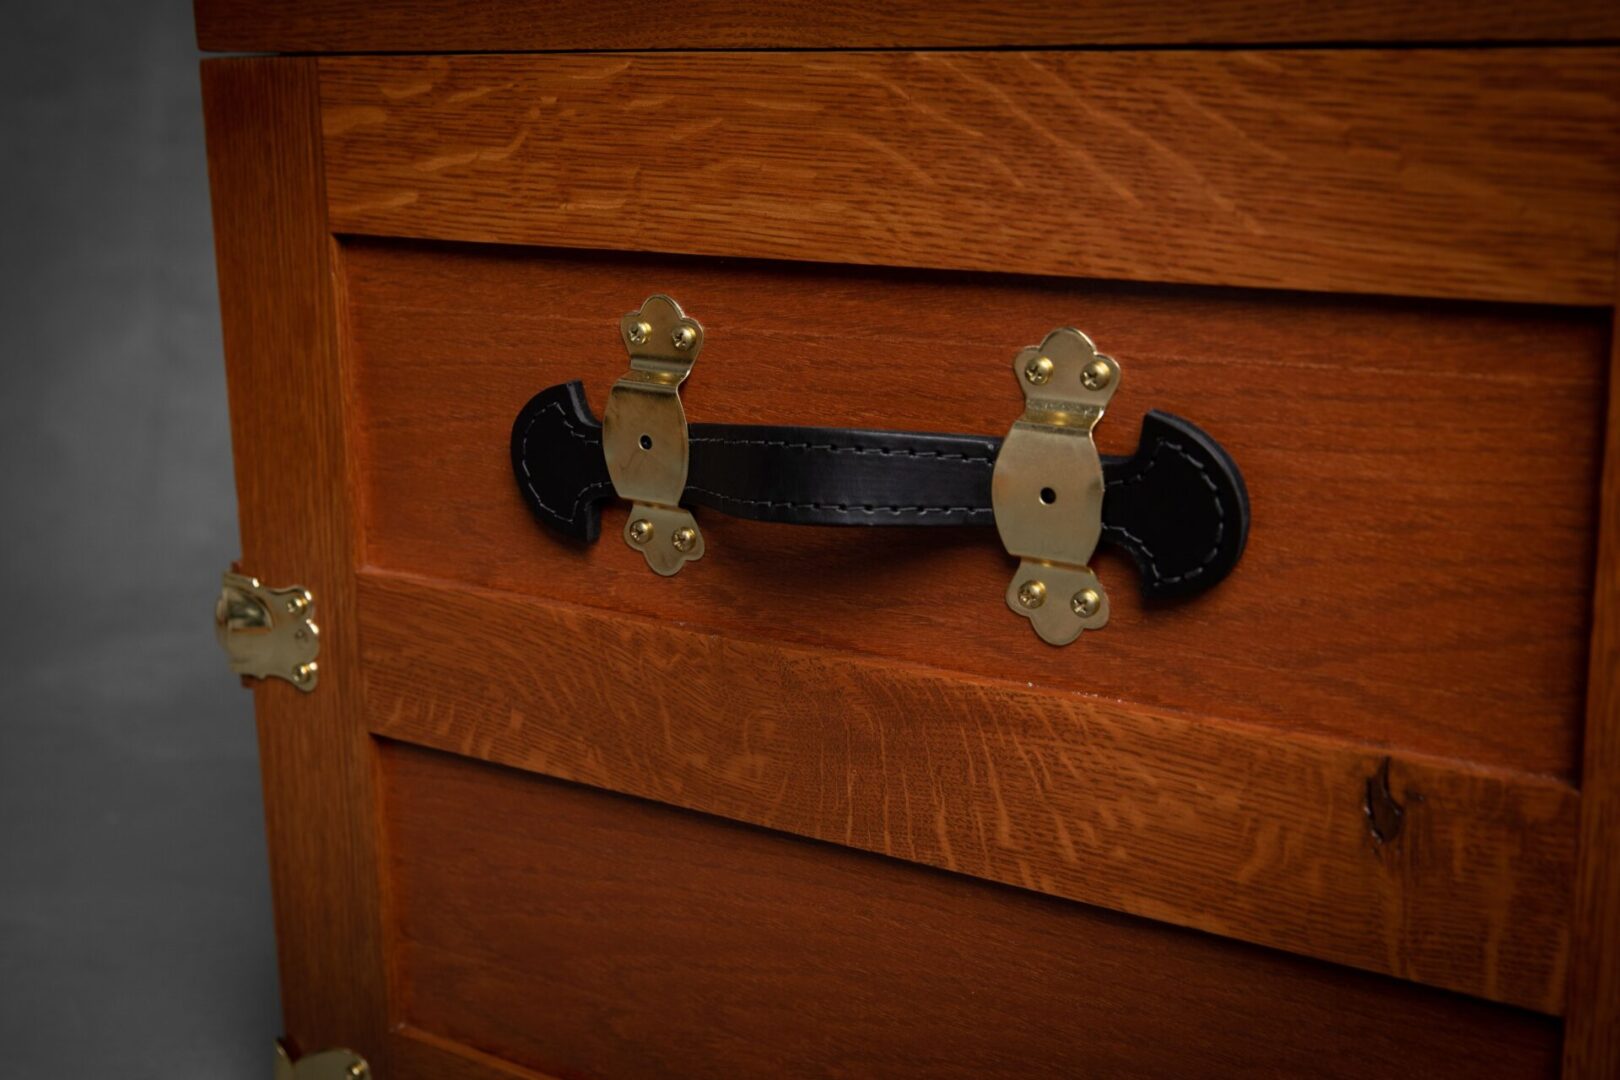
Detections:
[203, 44, 1620, 1078]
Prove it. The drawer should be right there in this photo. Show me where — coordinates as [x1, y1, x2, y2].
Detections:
[200, 31, 1620, 1080]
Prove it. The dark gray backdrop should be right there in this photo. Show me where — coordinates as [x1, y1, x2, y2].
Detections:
[0, 3, 276, 1075]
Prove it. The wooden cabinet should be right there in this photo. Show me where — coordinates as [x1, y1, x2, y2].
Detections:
[199, 4, 1620, 1076]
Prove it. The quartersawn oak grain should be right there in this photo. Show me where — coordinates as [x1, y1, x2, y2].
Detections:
[383, 742, 1563, 1078]
[195, 0, 1620, 52]
[344, 239, 1605, 781]
[1563, 304, 1620, 1077]
[201, 59, 391, 1063]
[319, 50, 1620, 305]
[357, 569, 1578, 1013]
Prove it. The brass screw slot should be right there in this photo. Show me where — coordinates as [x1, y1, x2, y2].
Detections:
[672, 526, 698, 552]
[627, 320, 651, 345]
[671, 325, 697, 351]
[629, 519, 654, 545]
[1081, 358, 1113, 391]
[284, 595, 309, 616]
[1071, 588, 1101, 618]
[1016, 580, 1047, 609]
[293, 662, 317, 685]
[1024, 355, 1054, 385]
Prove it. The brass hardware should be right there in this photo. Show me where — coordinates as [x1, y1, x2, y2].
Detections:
[274, 1040, 369, 1080]
[602, 294, 706, 576]
[672, 525, 698, 552]
[991, 328, 1118, 646]
[215, 571, 319, 691]
[1070, 588, 1102, 618]
[1024, 355, 1053, 385]
[1016, 579, 1047, 609]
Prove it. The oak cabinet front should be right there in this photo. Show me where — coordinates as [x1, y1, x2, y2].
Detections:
[199, 4, 1620, 1076]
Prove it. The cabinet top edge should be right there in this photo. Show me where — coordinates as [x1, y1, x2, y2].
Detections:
[195, 0, 1620, 55]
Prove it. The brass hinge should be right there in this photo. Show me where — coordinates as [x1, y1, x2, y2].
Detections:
[215, 570, 319, 691]
[275, 1040, 368, 1079]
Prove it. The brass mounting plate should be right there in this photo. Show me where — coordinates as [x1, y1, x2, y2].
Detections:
[215, 571, 319, 691]
[991, 328, 1119, 645]
[602, 294, 706, 576]
[274, 1040, 368, 1080]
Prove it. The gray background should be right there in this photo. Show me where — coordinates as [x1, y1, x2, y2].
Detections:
[0, 1, 276, 1075]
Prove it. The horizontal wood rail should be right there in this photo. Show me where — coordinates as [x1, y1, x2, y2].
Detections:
[320, 50, 1620, 305]
[355, 567, 1578, 1012]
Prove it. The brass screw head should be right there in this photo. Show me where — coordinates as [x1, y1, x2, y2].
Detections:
[1071, 588, 1101, 618]
[671, 325, 697, 351]
[1081, 358, 1113, 391]
[627, 320, 651, 345]
[293, 662, 317, 685]
[672, 526, 697, 552]
[1016, 580, 1047, 609]
[1024, 355, 1054, 385]
[284, 594, 308, 617]
[347, 1064, 368, 1079]
[629, 519, 654, 545]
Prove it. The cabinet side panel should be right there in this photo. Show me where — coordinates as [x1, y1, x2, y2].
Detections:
[200, 56, 389, 1061]
[1564, 310, 1620, 1076]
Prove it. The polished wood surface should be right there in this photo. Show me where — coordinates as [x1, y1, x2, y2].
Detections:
[358, 568, 1576, 1013]
[1564, 307, 1620, 1076]
[383, 742, 1563, 1079]
[320, 50, 1620, 305]
[344, 239, 1605, 781]
[196, 0, 1620, 52]
[200, 59, 391, 1065]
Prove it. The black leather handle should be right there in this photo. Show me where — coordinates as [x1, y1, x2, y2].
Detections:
[512, 381, 1248, 599]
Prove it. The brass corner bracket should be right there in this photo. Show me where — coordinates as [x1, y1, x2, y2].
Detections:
[602, 294, 706, 576]
[215, 570, 319, 691]
[275, 1040, 368, 1079]
[991, 327, 1119, 645]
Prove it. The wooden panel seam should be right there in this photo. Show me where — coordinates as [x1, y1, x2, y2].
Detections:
[355, 566, 1578, 1013]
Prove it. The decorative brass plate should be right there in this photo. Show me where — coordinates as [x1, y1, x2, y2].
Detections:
[602, 294, 706, 575]
[215, 571, 319, 691]
[991, 328, 1119, 645]
[274, 1040, 368, 1080]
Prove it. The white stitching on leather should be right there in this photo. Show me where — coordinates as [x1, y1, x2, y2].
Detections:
[1103, 438, 1224, 584]
[518, 399, 611, 525]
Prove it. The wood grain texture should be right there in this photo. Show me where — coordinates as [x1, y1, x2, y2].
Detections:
[1563, 305, 1620, 1075]
[383, 742, 1564, 1078]
[319, 50, 1620, 305]
[393, 1026, 559, 1080]
[201, 59, 390, 1063]
[344, 240, 1606, 780]
[196, 0, 1620, 52]
[357, 569, 1578, 1012]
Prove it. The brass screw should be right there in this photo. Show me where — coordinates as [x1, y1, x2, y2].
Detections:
[672, 325, 697, 351]
[629, 519, 654, 545]
[1024, 355, 1054, 385]
[1016, 580, 1047, 609]
[284, 595, 308, 617]
[1071, 588, 1101, 618]
[672, 526, 698, 552]
[1081, 358, 1113, 391]
[293, 662, 317, 684]
[347, 1064, 368, 1079]
[627, 320, 651, 345]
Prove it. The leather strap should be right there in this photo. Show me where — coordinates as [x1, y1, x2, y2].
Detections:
[512, 381, 1248, 598]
